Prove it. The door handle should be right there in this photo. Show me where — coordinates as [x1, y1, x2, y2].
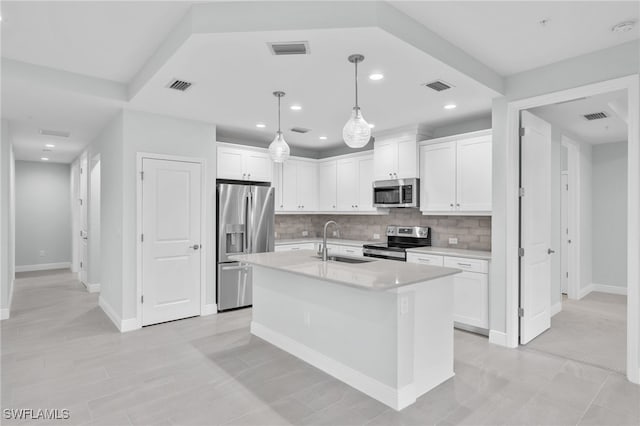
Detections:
[189, 244, 200, 250]
[548, 248, 555, 254]
[221, 265, 251, 271]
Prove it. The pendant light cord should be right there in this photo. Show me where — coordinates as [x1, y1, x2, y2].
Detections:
[277, 94, 281, 133]
[354, 59, 359, 109]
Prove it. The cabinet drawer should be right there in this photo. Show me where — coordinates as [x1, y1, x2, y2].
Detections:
[406, 253, 444, 266]
[444, 256, 488, 273]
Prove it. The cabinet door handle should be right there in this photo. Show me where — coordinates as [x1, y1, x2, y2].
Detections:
[457, 262, 472, 267]
[418, 258, 431, 262]
[548, 248, 555, 254]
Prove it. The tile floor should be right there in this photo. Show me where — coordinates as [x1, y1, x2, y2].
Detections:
[526, 293, 627, 373]
[1, 269, 639, 425]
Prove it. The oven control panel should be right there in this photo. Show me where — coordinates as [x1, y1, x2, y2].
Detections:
[386, 225, 430, 239]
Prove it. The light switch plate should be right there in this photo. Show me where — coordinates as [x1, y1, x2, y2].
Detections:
[302, 231, 309, 237]
[373, 233, 380, 240]
[449, 237, 458, 245]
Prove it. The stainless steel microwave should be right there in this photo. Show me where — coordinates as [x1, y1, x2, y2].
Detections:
[372, 178, 420, 208]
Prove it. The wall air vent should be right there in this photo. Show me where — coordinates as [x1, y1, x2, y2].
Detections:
[290, 127, 311, 134]
[583, 112, 608, 121]
[268, 41, 310, 56]
[39, 129, 70, 138]
[166, 79, 193, 92]
[423, 80, 453, 92]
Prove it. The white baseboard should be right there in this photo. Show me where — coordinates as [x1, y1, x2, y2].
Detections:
[579, 283, 628, 299]
[488, 330, 508, 347]
[551, 302, 562, 317]
[99, 296, 140, 333]
[1, 280, 15, 320]
[251, 321, 413, 411]
[83, 282, 101, 293]
[15, 262, 71, 273]
[201, 303, 217, 316]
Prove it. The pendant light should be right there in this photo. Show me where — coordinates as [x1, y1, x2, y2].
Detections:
[268, 91, 290, 163]
[343, 54, 371, 148]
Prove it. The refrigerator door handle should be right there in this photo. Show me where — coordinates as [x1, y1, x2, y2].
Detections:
[247, 190, 253, 253]
[243, 194, 249, 253]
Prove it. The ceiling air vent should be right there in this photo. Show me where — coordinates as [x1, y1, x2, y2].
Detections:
[166, 78, 193, 92]
[268, 41, 310, 56]
[39, 129, 70, 138]
[583, 112, 608, 121]
[290, 127, 311, 134]
[423, 80, 453, 92]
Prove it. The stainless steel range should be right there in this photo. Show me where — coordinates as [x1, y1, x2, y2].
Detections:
[363, 225, 431, 261]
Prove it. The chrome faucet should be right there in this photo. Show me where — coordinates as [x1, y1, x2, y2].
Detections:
[322, 220, 339, 261]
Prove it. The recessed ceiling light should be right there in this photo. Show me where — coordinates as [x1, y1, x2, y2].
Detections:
[369, 73, 384, 81]
[41, 157, 49, 161]
[45, 144, 55, 148]
[290, 105, 302, 111]
[611, 21, 636, 33]
[319, 136, 327, 140]
[256, 123, 266, 128]
[368, 123, 375, 129]
[444, 104, 457, 110]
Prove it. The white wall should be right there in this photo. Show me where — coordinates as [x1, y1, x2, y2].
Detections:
[592, 142, 628, 288]
[88, 110, 216, 325]
[14, 161, 72, 268]
[0, 119, 15, 319]
[490, 41, 639, 336]
[121, 110, 216, 320]
[89, 112, 124, 322]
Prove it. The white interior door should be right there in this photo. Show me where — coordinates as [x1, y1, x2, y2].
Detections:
[141, 158, 202, 326]
[79, 154, 88, 284]
[561, 172, 569, 295]
[520, 110, 552, 344]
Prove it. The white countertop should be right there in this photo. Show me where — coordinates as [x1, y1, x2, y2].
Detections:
[405, 246, 492, 261]
[230, 250, 460, 291]
[275, 238, 491, 260]
[275, 238, 371, 247]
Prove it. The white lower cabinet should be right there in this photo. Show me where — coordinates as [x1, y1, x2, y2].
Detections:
[407, 253, 489, 331]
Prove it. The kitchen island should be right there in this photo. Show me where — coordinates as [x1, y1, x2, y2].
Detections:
[230, 250, 460, 410]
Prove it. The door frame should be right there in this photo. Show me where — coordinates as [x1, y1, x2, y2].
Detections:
[504, 75, 639, 383]
[561, 137, 581, 301]
[136, 152, 207, 329]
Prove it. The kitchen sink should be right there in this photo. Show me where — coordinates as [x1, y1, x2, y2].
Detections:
[315, 255, 374, 264]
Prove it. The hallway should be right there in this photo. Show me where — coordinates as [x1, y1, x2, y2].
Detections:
[1, 270, 639, 425]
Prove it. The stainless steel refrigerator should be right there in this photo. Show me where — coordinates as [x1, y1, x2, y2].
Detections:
[216, 180, 275, 311]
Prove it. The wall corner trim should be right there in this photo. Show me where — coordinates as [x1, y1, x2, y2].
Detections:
[201, 304, 217, 316]
[579, 283, 628, 299]
[488, 330, 511, 347]
[550, 302, 562, 317]
[15, 262, 71, 273]
[99, 296, 140, 333]
[83, 282, 101, 293]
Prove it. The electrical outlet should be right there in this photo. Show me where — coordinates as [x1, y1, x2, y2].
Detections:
[400, 297, 409, 315]
[39, 250, 46, 257]
[302, 230, 309, 237]
[304, 311, 311, 327]
[373, 233, 380, 240]
[274, 232, 278, 238]
[332, 231, 338, 237]
[449, 237, 458, 245]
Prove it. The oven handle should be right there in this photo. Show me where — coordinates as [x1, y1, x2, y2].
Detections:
[363, 248, 406, 260]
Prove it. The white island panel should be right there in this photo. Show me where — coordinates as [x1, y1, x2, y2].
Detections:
[249, 264, 454, 411]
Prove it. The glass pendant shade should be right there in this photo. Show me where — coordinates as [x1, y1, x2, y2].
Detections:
[269, 91, 290, 163]
[343, 107, 371, 148]
[269, 131, 290, 163]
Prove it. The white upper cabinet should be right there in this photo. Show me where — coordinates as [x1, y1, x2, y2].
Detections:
[336, 158, 358, 210]
[456, 136, 492, 212]
[419, 132, 492, 214]
[373, 137, 417, 180]
[217, 144, 273, 182]
[357, 156, 375, 211]
[272, 163, 284, 211]
[420, 142, 457, 212]
[280, 159, 318, 212]
[318, 161, 337, 211]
